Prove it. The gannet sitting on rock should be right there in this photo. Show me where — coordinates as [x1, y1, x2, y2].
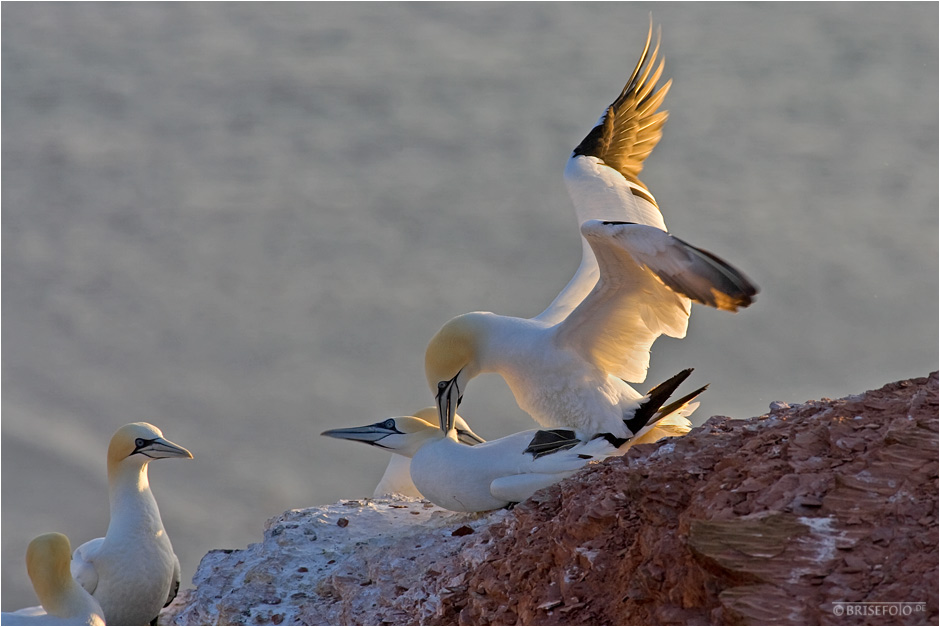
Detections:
[323, 407, 485, 498]
[326, 370, 704, 512]
[427, 24, 757, 440]
[70, 422, 192, 625]
[1, 533, 106, 626]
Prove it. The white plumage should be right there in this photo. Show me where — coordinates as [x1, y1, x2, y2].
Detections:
[70, 422, 192, 625]
[425, 23, 757, 439]
[320, 384, 698, 513]
[1, 533, 105, 626]
[322, 407, 485, 499]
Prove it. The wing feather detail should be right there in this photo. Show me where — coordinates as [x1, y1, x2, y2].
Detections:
[554, 220, 758, 382]
[541, 21, 673, 325]
[571, 21, 672, 191]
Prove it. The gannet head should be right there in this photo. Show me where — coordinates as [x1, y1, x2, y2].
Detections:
[25, 533, 74, 610]
[322, 416, 446, 458]
[107, 422, 193, 472]
[425, 313, 485, 432]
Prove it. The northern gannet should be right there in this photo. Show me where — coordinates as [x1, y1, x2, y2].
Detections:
[322, 407, 485, 498]
[325, 370, 703, 512]
[70, 422, 192, 626]
[427, 24, 758, 440]
[1, 533, 106, 626]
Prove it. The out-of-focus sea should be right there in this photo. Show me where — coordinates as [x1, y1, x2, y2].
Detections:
[2, 3, 937, 609]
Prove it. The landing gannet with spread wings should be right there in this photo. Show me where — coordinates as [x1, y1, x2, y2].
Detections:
[322, 407, 485, 498]
[327, 369, 703, 512]
[427, 24, 757, 440]
[70, 422, 192, 626]
[1, 533, 105, 626]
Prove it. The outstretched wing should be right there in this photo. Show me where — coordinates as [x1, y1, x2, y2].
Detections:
[537, 21, 673, 324]
[554, 220, 758, 382]
[570, 21, 672, 195]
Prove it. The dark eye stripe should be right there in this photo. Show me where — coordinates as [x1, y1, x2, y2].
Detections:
[132, 437, 156, 455]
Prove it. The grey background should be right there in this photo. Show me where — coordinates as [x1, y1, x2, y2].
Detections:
[3, 2, 937, 609]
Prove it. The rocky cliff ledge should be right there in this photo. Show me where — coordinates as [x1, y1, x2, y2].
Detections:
[161, 373, 938, 626]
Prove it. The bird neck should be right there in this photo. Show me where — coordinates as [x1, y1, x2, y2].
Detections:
[107, 462, 164, 536]
[31, 568, 76, 616]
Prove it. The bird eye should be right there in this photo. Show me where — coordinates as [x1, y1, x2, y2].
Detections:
[438, 381, 447, 390]
[383, 419, 395, 429]
[135, 438, 146, 448]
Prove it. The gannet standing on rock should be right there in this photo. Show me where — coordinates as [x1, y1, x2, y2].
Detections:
[322, 407, 485, 498]
[324, 370, 703, 512]
[1, 533, 105, 626]
[70, 422, 192, 625]
[427, 24, 758, 440]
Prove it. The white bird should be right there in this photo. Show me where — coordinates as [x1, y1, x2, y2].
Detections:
[426, 24, 757, 440]
[70, 422, 192, 626]
[323, 370, 703, 512]
[322, 407, 485, 498]
[1, 533, 106, 626]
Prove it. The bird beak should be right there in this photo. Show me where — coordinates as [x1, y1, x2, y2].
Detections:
[435, 374, 462, 433]
[321, 423, 397, 447]
[139, 437, 193, 460]
[456, 425, 485, 445]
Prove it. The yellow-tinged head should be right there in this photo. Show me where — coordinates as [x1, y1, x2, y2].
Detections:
[106, 422, 193, 471]
[322, 415, 444, 458]
[321, 407, 484, 459]
[425, 313, 488, 432]
[25, 533, 73, 606]
[424, 314, 483, 392]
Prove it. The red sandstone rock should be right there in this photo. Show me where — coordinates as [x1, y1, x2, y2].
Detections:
[162, 373, 938, 626]
[436, 372, 938, 626]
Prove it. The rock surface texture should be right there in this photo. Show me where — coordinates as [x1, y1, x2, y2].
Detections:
[161, 373, 938, 626]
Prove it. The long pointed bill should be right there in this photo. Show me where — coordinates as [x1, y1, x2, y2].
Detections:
[138, 437, 193, 460]
[320, 421, 399, 447]
[456, 426, 485, 445]
[435, 374, 462, 433]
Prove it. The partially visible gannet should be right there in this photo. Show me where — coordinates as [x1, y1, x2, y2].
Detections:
[322, 407, 485, 498]
[427, 24, 757, 440]
[326, 370, 703, 512]
[1, 533, 106, 626]
[70, 422, 192, 626]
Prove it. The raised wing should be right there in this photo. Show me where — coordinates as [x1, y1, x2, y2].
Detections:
[569, 21, 671, 199]
[554, 220, 757, 382]
[70, 537, 103, 595]
[537, 21, 672, 324]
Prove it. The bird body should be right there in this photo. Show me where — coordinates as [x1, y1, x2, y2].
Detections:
[426, 24, 757, 437]
[1, 533, 105, 626]
[322, 372, 702, 512]
[70, 422, 192, 625]
[373, 453, 422, 498]
[409, 428, 616, 512]
[430, 311, 645, 439]
[325, 415, 617, 512]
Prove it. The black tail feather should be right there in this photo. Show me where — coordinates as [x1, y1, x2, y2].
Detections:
[654, 384, 708, 420]
[623, 368, 694, 435]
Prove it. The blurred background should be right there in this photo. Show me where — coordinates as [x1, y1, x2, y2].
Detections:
[3, 3, 937, 609]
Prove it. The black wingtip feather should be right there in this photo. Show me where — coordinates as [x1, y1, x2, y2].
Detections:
[524, 429, 580, 459]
